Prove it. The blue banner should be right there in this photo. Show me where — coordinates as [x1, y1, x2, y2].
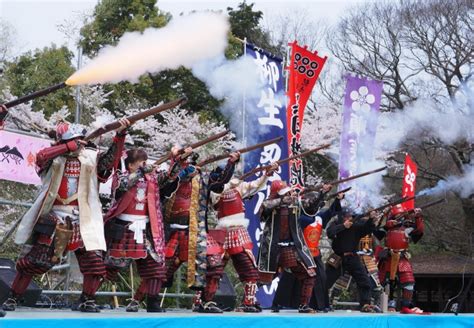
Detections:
[244, 43, 289, 308]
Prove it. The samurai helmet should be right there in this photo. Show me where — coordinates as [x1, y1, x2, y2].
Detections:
[56, 122, 87, 141]
[269, 180, 291, 199]
[390, 203, 406, 218]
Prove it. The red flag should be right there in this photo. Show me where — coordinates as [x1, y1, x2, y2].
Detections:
[402, 154, 417, 209]
[286, 41, 327, 189]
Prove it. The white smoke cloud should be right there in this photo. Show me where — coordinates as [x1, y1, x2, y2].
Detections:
[344, 160, 388, 212]
[373, 96, 474, 199]
[192, 54, 280, 144]
[417, 165, 474, 198]
[376, 98, 474, 153]
[67, 13, 230, 85]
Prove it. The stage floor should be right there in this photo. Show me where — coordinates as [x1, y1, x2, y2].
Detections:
[2, 308, 473, 328]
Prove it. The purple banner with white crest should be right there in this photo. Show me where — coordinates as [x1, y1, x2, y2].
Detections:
[338, 75, 383, 204]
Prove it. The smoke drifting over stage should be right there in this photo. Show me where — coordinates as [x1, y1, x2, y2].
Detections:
[66, 13, 230, 85]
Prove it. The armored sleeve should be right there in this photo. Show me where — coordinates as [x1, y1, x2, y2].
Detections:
[97, 132, 126, 181]
[208, 159, 236, 193]
[36, 140, 78, 175]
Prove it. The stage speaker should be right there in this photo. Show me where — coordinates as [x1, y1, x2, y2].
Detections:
[0, 258, 42, 307]
[214, 272, 237, 311]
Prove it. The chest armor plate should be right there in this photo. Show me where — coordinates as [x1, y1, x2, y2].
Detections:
[171, 180, 193, 216]
[386, 228, 409, 250]
[124, 178, 149, 215]
[56, 158, 81, 205]
[217, 188, 244, 219]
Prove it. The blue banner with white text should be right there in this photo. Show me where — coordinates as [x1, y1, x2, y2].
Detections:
[244, 43, 289, 308]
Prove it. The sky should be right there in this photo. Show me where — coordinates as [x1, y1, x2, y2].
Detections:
[1, 0, 368, 59]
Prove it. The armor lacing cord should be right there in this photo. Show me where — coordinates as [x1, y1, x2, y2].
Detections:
[298, 196, 314, 217]
[193, 290, 203, 306]
[203, 277, 220, 301]
[300, 277, 315, 306]
[243, 282, 257, 305]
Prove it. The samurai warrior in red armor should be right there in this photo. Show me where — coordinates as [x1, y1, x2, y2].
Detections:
[2, 120, 129, 313]
[103, 147, 189, 312]
[163, 152, 240, 313]
[377, 204, 427, 314]
[209, 163, 278, 312]
[257, 180, 321, 313]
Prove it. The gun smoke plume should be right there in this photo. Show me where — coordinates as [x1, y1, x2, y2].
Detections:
[66, 13, 229, 85]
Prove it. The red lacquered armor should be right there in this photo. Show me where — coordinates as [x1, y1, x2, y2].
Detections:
[216, 189, 244, 219]
[123, 182, 149, 216]
[386, 228, 409, 250]
[54, 158, 80, 206]
[171, 180, 192, 218]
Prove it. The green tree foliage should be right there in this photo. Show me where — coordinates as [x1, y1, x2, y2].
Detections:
[227, 1, 280, 56]
[79, 0, 170, 58]
[4, 45, 75, 117]
[79, 0, 226, 121]
[77, 0, 279, 122]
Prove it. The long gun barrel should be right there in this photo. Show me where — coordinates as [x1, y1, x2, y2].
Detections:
[328, 166, 387, 185]
[197, 136, 283, 167]
[303, 166, 387, 193]
[3, 82, 67, 109]
[360, 195, 416, 218]
[240, 143, 331, 180]
[153, 129, 230, 166]
[326, 187, 352, 199]
[400, 198, 446, 217]
[85, 97, 187, 141]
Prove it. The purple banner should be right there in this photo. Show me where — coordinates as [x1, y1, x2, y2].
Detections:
[244, 43, 289, 308]
[338, 75, 383, 203]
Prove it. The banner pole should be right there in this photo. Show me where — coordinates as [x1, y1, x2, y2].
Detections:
[285, 44, 291, 95]
[242, 37, 247, 170]
[284, 44, 291, 183]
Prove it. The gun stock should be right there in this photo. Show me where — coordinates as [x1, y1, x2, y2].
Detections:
[153, 129, 230, 165]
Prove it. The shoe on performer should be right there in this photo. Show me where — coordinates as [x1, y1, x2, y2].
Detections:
[388, 300, 397, 312]
[2, 297, 17, 312]
[235, 304, 262, 313]
[400, 306, 431, 315]
[271, 304, 280, 313]
[146, 296, 166, 313]
[298, 304, 316, 313]
[125, 299, 140, 312]
[194, 301, 223, 313]
[78, 294, 100, 313]
[360, 304, 380, 313]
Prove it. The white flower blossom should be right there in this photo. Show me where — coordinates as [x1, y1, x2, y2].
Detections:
[350, 86, 375, 112]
